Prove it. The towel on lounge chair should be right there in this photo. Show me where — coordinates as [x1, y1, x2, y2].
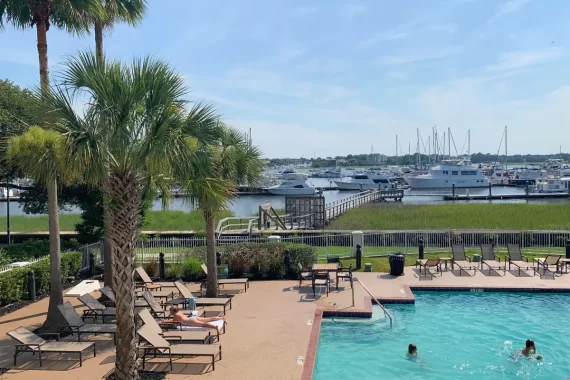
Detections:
[175, 319, 225, 331]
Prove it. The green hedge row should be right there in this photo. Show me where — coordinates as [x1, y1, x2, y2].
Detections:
[0, 239, 80, 266]
[180, 242, 317, 280]
[0, 251, 82, 307]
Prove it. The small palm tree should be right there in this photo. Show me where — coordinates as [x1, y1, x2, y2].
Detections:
[0, 0, 102, 93]
[93, 0, 146, 63]
[8, 126, 71, 328]
[185, 122, 263, 297]
[43, 51, 228, 379]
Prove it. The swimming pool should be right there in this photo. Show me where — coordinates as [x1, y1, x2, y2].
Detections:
[314, 292, 570, 379]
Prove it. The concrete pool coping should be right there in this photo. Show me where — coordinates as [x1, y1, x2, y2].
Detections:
[301, 284, 570, 380]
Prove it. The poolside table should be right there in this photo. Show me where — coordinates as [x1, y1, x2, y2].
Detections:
[559, 258, 570, 274]
[312, 263, 339, 272]
[65, 280, 101, 297]
[195, 298, 232, 315]
[439, 257, 452, 271]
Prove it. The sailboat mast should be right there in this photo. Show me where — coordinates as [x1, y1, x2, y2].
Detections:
[417, 128, 420, 167]
[504, 126, 508, 171]
[468, 129, 471, 157]
[396, 135, 399, 165]
[448, 127, 451, 159]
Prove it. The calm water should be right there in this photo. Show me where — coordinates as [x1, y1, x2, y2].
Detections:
[0, 177, 567, 217]
[315, 292, 570, 380]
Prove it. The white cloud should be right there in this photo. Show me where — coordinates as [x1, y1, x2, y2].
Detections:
[485, 48, 562, 72]
[379, 47, 462, 66]
[488, 0, 532, 22]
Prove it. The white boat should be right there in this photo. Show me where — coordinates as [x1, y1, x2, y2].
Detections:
[404, 158, 489, 189]
[264, 180, 316, 195]
[532, 177, 570, 193]
[276, 168, 308, 180]
[509, 168, 548, 186]
[487, 168, 516, 185]
[334, 173, 397, 191]
[543, 158, 565, 172]
[312, 168, 342, 178]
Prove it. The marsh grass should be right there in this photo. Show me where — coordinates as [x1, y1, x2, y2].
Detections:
[0, 210, 234, 233]
[326, 203, 570, 230]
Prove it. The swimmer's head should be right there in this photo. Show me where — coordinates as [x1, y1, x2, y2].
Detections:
[526, 340, 535, 349]
[408, 344, 417, 354]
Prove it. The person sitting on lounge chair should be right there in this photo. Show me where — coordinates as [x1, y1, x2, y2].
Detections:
[521, 339, 542, 360]
[169, 306, 226, 338]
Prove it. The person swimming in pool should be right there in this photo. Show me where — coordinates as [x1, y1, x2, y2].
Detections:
[407, 344, 418, 358]
[169, 306, 226, 339]
[521, 339, 542, 360]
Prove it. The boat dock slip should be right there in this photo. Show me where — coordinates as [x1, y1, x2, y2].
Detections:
[442, 192, 570, 201]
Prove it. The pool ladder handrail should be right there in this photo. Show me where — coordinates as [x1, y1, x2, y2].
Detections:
[356, 278, 393, 328]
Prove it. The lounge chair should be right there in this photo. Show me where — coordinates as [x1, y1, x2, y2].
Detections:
[200, 264, 249, 293]
[99, 286, 115, 307]
[298, 263, 312, 287]
[534, 255, 562, 276]
[7, 327, 96, 367]
[312, 271, 329, 297]
[451, 245, 477, 275]
[506, 244, 535, 276]
[336, 263, 353, 289]
[57, 302, 116, 344]
[171, 282, 232, 316]
[416, 258, 442, 277]
[137, 308, 213, 344]
[480, 244, 506, 275]
[135, 288, 176, 303]
[137, 324, 222, 371]
[141, 290, 205, 318]
[135, 266, 179, 290]
[78, 293, 116, 323]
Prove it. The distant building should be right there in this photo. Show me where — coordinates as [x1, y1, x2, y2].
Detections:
[364, 153, 387, 165]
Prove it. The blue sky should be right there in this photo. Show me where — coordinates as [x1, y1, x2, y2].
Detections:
[1, 0, 569, 158]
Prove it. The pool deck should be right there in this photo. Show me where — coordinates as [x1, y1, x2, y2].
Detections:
[0, 266, 569, 380]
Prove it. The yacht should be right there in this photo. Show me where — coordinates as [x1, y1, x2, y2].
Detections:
[509, 167, 548, 186]
[276, 168, 308, 180]
[264, 180, 316, 195]
[543, 159, 565, 172]
[310, 168, 342, 178]
[404, 158, 489, 189]
[532, 177, 570, 193]
[334, 173, 397, 191]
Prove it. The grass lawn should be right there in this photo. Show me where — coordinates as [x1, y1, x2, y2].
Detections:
[326, 203, 570, 230]
[0, 210, 234, 233]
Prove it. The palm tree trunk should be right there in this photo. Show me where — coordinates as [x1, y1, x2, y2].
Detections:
[43, 177, 64, 329]
[205, 211, 218, 297]
[35, 16, 49, 94]
[102, 171, 113, 289]
[94, 20, 104, 64]
[107, 170, 142, 380]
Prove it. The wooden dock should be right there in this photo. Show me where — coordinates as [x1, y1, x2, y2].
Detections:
[443, 192, 570, 201]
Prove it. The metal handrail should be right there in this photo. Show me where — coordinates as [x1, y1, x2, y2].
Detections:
[356, 278, 393, 327]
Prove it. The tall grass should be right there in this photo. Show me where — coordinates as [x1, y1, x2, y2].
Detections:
[326, 203, 570, 230]
[0, 210, 235, 233]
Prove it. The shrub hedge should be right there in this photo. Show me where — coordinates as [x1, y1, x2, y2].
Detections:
[179, 242, 317, 280]
[2, 239, 80, 264]
[0, 251, 82, 307]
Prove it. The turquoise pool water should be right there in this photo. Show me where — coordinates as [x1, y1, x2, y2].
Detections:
[314, 292, 570, 379]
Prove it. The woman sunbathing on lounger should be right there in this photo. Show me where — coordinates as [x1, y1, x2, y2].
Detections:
[169, 306, 227, 338]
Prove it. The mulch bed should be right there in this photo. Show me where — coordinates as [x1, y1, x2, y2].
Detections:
[105, 370, 167, 380]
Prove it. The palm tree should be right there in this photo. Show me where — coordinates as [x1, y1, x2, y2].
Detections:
[185, 122, 263, 297]
[0, 0, 102, 93]
[91, 0, 146, 289]
[43, 52, 228, 379]
[7, 126, 71, 328]
[93, 0, 146, 64]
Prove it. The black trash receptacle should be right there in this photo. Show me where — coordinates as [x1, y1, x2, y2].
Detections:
[389, 253, 405, 276]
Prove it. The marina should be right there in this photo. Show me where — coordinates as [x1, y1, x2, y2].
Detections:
[443, 192, 570, 201]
